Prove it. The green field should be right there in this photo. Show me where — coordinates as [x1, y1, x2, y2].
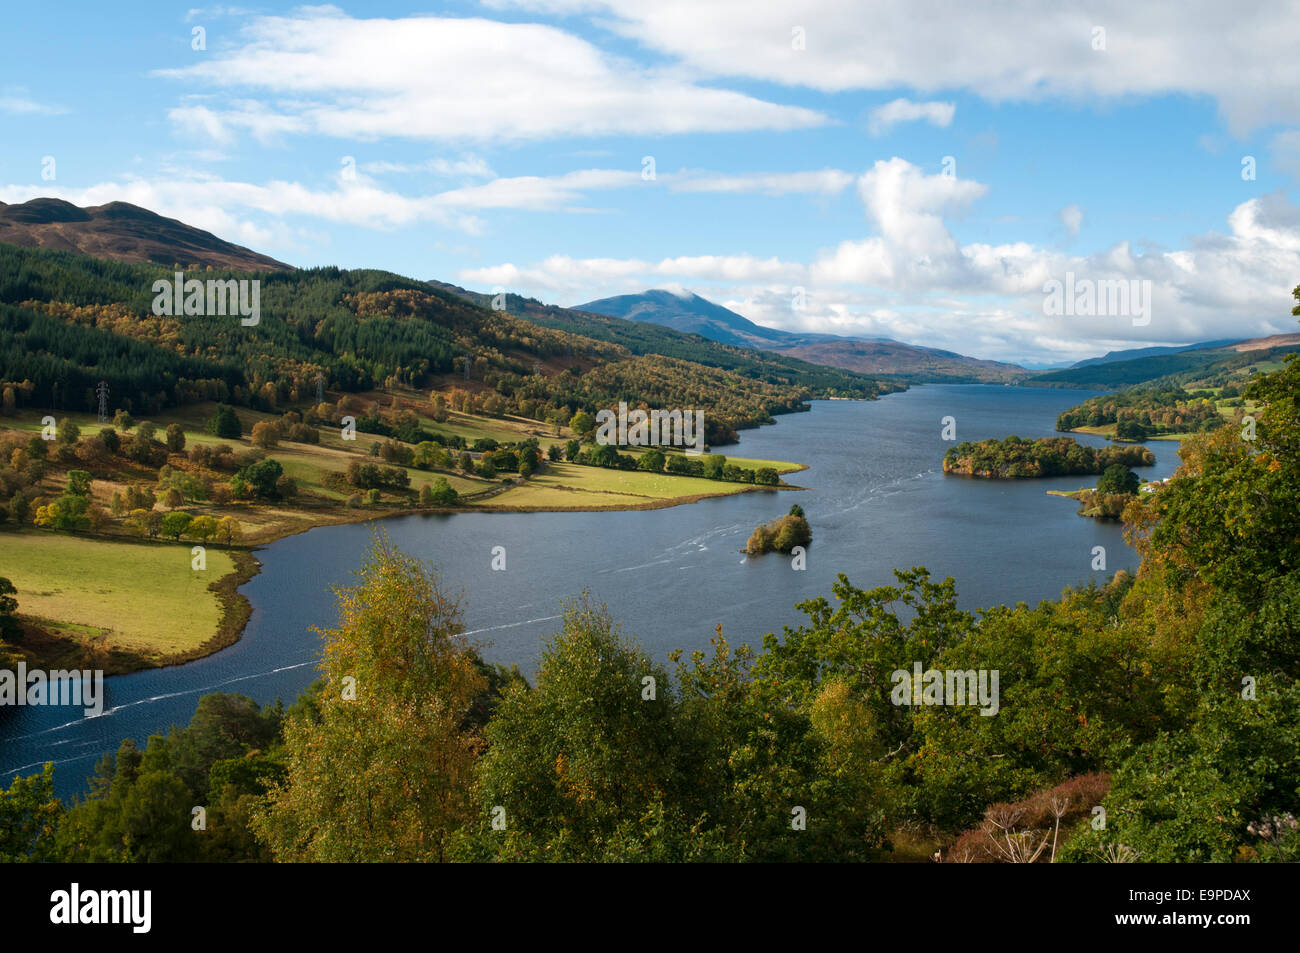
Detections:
[481, 483, 653, 509]
[480, 460, 782, 509]
[721, 454, 804, 473]
[0, 528, 235, 657]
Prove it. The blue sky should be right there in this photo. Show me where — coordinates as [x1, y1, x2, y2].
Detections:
[5, 1, 1300, 364]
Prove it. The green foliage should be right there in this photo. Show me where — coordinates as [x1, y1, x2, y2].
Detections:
[232, 458, 284, 500]
[944, 435, 1155, 478]
[466, 595, 725, 861]
[423, 477, 458, 505]
[0, 576, 21, 644]
[1142, 393, 1300, 603]
[1096, 463, 1139, 495]
[33, 493, 90, 531]
[159, 511, 192, 540]
[0, 244, 892, 443]
[45, 695, 284, 862]
[1057, 384, 1223, 435]
[66, 469, 92, 496]
[0, 763, 62, 861]
[206, 405, 242, 439]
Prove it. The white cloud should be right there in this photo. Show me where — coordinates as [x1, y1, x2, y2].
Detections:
[493, 0, 1300, 134]
[867, 98, 955, 135]
[1060, 204, 1084, 239]
[811, 158, 988, 288]
[361, 156, 495, 178]
[668, 169, 854, 196]
[460, 253, 806, 295]
[0, 87, 68, 116]
[0, 168, 637, 245]
[153, 8, 825, 144]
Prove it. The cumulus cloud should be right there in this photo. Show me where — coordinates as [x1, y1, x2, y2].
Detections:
[811, 158, 988, 289]
[867, 98, 955, 135]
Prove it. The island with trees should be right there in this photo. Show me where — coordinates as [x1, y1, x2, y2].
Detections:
[942, 435, 1154, 479]
[1047, 463, 1145, 520]
[744, 503, 812, 555]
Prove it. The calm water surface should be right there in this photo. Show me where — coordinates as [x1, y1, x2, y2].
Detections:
[0, 385, 1186, 798]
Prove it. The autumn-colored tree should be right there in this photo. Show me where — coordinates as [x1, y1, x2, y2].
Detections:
[250, 420, 280, 449]
[215, 516, 242, 546]
[253, 533, 485, 861]
[33, 495, 90, 532]
[430, 392, 449, 422]
[188, 515, 219, 543]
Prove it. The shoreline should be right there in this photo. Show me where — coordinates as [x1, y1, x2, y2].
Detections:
[9, 460, 811, 676]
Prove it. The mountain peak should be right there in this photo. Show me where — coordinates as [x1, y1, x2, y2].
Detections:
[0, 197, 92, 225]
[577, 288, 1026, 383]
[0, 197, 292, 271]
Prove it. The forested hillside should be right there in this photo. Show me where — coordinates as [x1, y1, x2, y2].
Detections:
[0, 244, 894, 446]
[1030, 340, 1299, 391]
[1053, 345, 1283, 439]
[427, 281, 902, 397]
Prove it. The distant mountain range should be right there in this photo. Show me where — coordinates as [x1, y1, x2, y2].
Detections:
[578, 289, 1026, 384]
[0, 198, 292, 271]
[1067, 339, 1238, 369]
[1030, 333, 1300, 390]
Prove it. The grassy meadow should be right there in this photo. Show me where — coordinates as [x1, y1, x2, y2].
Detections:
[0, 527, 236, 659]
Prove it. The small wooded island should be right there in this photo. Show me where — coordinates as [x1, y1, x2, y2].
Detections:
[745, 504, 812, 554]
[942, 435, 1154, 478]
[1048, 463, 1145, 520]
